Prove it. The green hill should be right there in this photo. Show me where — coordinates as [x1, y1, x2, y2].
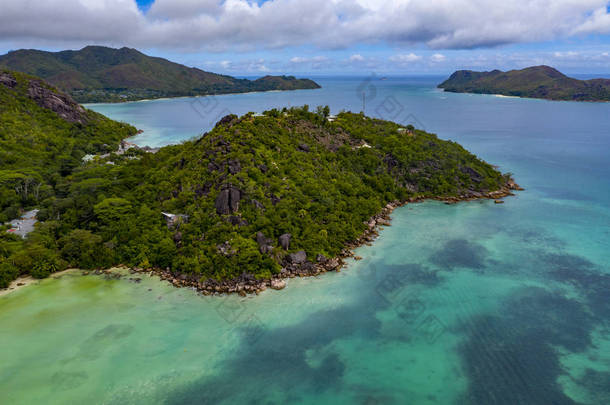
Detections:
[1, 90, 515, 289]
[0, 69, 137, 221]
[438, 66, 610, 101]
[0, 46, 321, 103]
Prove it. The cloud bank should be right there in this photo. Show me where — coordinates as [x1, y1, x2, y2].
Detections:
[1, 0, 610, 52]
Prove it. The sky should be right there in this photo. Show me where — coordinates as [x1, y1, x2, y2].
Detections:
[1, 0, 610, 76]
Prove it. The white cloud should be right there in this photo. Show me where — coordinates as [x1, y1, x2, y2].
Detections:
[430, 53, 446, 62]
[389, 53, 422, 63]
[349, 54, 365, 62]
[1, 0, 610, 51]
[290, 56, 328, 64]
[553, 51, 580, 59]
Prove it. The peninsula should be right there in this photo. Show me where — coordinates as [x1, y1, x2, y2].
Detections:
[438, 65, 610, 102]
[0, 46, 321, 103]
[0, 70, 518, 293]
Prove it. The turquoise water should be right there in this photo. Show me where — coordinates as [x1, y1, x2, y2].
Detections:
[2, 77, 610, 404]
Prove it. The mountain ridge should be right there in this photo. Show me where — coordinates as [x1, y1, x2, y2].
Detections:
[0, 46, 321, 103]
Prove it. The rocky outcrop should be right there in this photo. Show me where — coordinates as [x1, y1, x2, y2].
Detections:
[0, 72, 17, 88]
[270, 279, 286, 290]
[287, 250, 307, 264]
[228, 159, 241, 174]
[215, 185, 242, 215]
[228, 216, 248, 226]
[26, 79, 88, 124]
[215, 114, 238, 128]
[383, 153, 399, 171]
[279, 233, 291, 250]
[460, 166, 483, 183]
[298, 143, 310, 152]
[256, 232, 274, 254]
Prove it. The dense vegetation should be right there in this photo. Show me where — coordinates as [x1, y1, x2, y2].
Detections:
[439, 66, 610, 101]
[0, 70, 137, 222]
[0, 46, 320, 103]
[1, 72, 509, 288]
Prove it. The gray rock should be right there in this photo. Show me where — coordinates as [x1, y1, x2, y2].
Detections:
[256, 232, 273, 254]
[270, 279, 286, 290]
[251, 199, 265, 210]
[0, 72, 17, 88]
[279, 233, 291, 250]
[298, 143, 310, 152]
[316, 254, 327, 263]
[26, 80, 87, 124]
[215, 185, 242, 215]
[288, 251, 307, 264]
[228, 159, 241, 174]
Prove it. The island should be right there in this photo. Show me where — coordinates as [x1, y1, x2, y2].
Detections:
[438, 65, 610, 102]
[0, 69, 520, 293]
[0, 46, 321, 103]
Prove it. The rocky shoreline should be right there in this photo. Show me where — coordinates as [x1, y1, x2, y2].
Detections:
[88, 180, 523, 297]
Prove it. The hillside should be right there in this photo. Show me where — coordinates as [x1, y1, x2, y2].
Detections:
[0, 69, 137, 222]
[438, 66, 610, 101]
[1, 101, 516, 290]
[0, 46, 321, 103]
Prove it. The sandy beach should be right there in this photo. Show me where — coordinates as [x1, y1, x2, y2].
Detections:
[0, 269, 77, 297]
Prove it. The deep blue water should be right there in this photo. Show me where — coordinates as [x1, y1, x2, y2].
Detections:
[1, 77, 608, 404]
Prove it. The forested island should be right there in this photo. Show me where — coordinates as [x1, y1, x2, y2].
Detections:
[0, 69, 519, 293]
[0, 46, 320, 103]
[438, 65, 610, 101]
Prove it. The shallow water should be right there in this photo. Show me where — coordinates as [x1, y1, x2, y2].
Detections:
[3, 77, 610, 404]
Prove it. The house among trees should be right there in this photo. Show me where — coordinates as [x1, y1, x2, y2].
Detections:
[161, 212, 188, 229]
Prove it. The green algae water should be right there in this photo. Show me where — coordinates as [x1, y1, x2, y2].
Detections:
[3, 77, 610, 404]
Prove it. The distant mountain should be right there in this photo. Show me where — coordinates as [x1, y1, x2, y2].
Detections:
[438, 66, 610, 102]
[0, 46, 321, 103]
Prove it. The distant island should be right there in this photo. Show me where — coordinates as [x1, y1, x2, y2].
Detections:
[438, 65, 610, 102]
[0, 46, 321, 103]
[1, 69, 519, 294]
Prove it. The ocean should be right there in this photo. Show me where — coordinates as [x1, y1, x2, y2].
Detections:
[1, 76, 609, 404]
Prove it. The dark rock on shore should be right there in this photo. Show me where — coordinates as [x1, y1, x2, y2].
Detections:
[288, 251, 307, 264]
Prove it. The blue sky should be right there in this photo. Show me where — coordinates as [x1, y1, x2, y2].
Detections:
[1, 0, 610, 76]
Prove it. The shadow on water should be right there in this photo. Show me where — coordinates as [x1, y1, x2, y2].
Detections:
[430, 239, 488, 270]
[163, 261, 448, 405]
[543, 252, 610, 319]
[165, 300, 383, 404]
[457, 287, 592, 405]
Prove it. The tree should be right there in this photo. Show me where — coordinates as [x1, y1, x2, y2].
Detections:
[60, 229, 106, 269]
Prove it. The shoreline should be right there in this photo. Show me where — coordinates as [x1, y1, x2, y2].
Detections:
[82, 86, 321, 106]
[1, 181, 523, 298]
[127, 180, 523, 296]
[0, 269, 76, 297]
[441, 89, 609, 103]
